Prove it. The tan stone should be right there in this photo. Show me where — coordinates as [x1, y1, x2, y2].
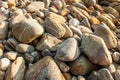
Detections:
[0, 70, 5, 80]
[25, 56, 65, 80]
[81, 34, 112, 66]
[5, 57, 25, 80]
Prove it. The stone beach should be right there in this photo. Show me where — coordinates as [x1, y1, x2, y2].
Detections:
[0, 0, 120, 80]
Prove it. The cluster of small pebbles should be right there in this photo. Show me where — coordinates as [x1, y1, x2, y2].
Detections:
[1, 0, 120, 80]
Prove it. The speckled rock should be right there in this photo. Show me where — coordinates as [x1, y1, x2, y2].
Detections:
[5, 57, 25, 80]
[25, 56, 65, 80]
[56, 38, 80, 61]
[81, 34, 112, 66]
[12, 18, 44, 43]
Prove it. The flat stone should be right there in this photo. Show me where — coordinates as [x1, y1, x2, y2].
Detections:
[44, 12, 66, 38]
[56, 38, 80, 61]
[0, 70, 5, 80]
[98, 68, 114, 80]
[5, 57, 26, 80]
[70, 55, 97, 75]
[0, 58, 10, 71]
[26, 1, 44, 12]
[0, 21, 8, 39]
[36, 33, 61, 51]
[81, 34, 112, 66]
[16, 44, 35, 53]
[25, 56, 65, 80]
[12, 18, 44, 43]
[93, 23, 117, 49]
[5, 51, 18, 61]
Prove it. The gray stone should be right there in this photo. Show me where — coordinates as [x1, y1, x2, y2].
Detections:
[0, 70, 5, 80]
[114, 70, 120, 80]
[98, 68, 114, 80]
[81, 34, 112, 66]
[16, 44, 35, 53]
[56, 38, 80, 61]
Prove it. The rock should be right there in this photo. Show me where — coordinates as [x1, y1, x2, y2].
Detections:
[106, 64, 116, 74]
[25, 56, 65, 80]
[114, 70, 120, 80]
[89, 17, 100, 24]
[83, 0, 96, 7]
[69, 18, 80, 27]
[98, 68, 114, 80]
[97, 15, 116, 30]
[78, 76, 85, 80]
[30, 51, 40, 62]
[5, 51, 18, 61]
[36, 11, 45, 19]
[87, 71, 98, 80]
[0, 1, 8, 8]
[93, 23, 117, 49]
[0, 21, 8, 39]
[12, 18, 44, 43]
[10, 15, 26, 28]
[63, 73, 72, 80]
[62, 23, 73, 38]
[41, 49, 53, 57]
[11, 9, 23, 17]
[64, 0, 82, 4]
[56, 38, 80, 61]
[36, 33, 61, 51]
[71, 76, 77, 80]
[81, 34, 112, 66]
[26, 1, 45, 12]
[70, 55, 97, 75]
[54, 56, 70, 72]
[76, 25, 93, 34]
[44, 12, 66, 38]
[5, 57, 25, 80]
[0, 10, 8, 22]
[24, 53, 34, 63]
[103, 6, 119, 18]
[0, 58, 10, 71]
[16, 44, 35, 53]
[0, 70, 5, 80]
[112, 52, 120, 63]
[0, 48, 3, 58]
[53, 0, 63, 9]
[108, 0, 120, 2]
[8, 0, 16, 8]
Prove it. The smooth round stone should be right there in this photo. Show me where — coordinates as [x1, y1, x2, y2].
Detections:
[112, 52, 120, 63]
[56, 38, 80, 61]
[24, 53, 34, 63]
[12, 18, 44, 43]
[69, 18, 80, 27]
[78, 76, 85, 80]
[16, 44, 35, 53]
[0, 58, 10, 71]
[5, 51, 18, 61]
[53, 0, 63, 9]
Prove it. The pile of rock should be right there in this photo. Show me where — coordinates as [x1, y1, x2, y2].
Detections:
[0, 0, 120, 80]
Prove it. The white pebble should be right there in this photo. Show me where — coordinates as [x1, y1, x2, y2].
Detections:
[0, 58, 10, 71]
[69, 18, 80, 27]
